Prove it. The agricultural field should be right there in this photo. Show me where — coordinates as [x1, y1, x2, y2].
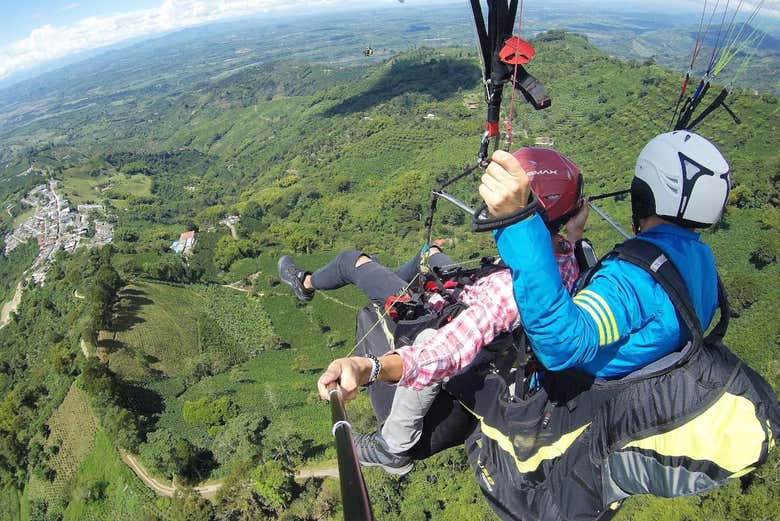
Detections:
[60, 162, 152, 208]
[98, 279, 289, 381]
[26, 385, 101, 511]
[127, 253, 369, 478]
[98, 281, 206, 380]
[62, 430, 173, 521]
[91, 270, 370, 482]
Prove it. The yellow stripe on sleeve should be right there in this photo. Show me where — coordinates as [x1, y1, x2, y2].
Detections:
[574, 293, 613, 344]
[573, 297, 606, 346]
[578, 289, 619, 341]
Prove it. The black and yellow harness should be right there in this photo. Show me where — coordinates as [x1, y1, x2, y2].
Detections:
[443, 239, 780, 521]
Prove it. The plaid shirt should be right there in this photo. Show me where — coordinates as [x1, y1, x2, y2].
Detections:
[397, 236, 579, 390]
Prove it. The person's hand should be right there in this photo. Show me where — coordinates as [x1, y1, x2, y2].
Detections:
[479, 150, 531, 217]
[565, 198, 590, 243]
[317, 357, 373, 402]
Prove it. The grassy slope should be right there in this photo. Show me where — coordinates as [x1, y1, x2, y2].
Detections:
[26, 385, 100, 507]
[93, 272, 362, 480]
[127, 255, 365, 476]
[62, 430, 172, 521]
[19, 384, 164, 521]
[98, 280, 206, 380]
[61, 164, 152, 207]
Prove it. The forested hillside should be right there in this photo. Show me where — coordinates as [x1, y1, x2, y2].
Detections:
[0, 29, 778, 521]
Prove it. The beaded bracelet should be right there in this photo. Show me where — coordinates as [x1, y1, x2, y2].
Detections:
[365, 353, 382, 386]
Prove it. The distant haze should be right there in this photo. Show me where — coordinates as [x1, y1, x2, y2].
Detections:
[0, 0, 778, 87]
[0, 0, 455, 83]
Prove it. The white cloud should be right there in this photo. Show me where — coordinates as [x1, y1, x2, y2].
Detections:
[1, 0, 777, 81]
[0, 0, 412, 80]
[747, 1, 780, 17]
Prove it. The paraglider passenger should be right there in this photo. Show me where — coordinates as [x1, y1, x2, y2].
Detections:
[290, 148, 586, 474]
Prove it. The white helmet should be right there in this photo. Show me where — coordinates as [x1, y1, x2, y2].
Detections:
[631, 131, 730, 229]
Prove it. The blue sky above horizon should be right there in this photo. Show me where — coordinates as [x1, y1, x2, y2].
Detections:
[0, 1, 160, 47]
[1, 0, 778, 83]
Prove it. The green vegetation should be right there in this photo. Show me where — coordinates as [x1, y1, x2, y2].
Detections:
[0, 240, 36, 303]
[97, 281, 206, 379]
[0, 13, 778, 520]
[63, 430, 173, 521]
[0, 246, 126, 520]
[26, 385, 100, 511]
[61, 162, 153, 208]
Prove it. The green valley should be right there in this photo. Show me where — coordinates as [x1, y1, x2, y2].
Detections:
[0, 5, 778, 521]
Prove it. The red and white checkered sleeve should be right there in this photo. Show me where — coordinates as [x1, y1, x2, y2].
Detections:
[398, 270, 519, 389]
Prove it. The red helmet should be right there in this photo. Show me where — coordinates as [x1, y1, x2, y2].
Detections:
[511, 147, 583, 230]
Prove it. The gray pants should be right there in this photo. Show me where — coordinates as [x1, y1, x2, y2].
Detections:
[309, 248, 454, 303]
[310, 249, 458, 455]
[381, 382, 441, 453]
[380, 328, 440, 454]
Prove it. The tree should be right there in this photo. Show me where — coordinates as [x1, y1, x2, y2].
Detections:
[49, 342, 75, 375]
[211, 413, 269, 467]
[140, 429, 199, 481]
[95, 265, 122, 294]
[144, 255, 191, 282]
[182, 396, 238, 427]
[80, 358, 118, 399]
[76, 479, 108, 503]
[263, 431, 312, 470]
[102, 404, 140, 451]
[215, 462, 267, 521]
[214, 236, 241, 271]
[251, 460, 295, 516]
[172, 487, 215, 521]
[286, 229, 321, 254]
[293, 354, 311, 374]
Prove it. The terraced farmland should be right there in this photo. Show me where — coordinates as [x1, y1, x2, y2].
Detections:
[26, 385, 100, 508]
[98, 281, 206, 380]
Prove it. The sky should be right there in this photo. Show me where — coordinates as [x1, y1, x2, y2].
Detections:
[0, 0, 778, 83]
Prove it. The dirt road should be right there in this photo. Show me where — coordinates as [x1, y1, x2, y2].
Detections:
[121, 451, 224, 499]
[121, 450, 339, 500]
[0, 280, 25, 329]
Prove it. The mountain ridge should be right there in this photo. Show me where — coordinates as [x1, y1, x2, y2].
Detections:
[0, 29, 778, 521]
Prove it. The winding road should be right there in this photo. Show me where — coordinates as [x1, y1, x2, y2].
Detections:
[121, 450, 339, 499]
[121, 452, 224, 499]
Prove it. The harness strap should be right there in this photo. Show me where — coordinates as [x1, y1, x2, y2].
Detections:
[591, 239, 731, 367]
[706, 277, 730, 342]
[613, 240, 703, 337]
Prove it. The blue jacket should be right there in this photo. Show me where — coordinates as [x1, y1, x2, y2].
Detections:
[494, 214, 719, 378]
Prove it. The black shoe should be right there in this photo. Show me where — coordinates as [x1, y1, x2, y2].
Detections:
[352, 432, 414, 476]
[277, 256, 314, 302]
